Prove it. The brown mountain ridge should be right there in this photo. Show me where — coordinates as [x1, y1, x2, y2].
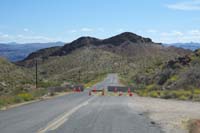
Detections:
[17, 32, 190, 67]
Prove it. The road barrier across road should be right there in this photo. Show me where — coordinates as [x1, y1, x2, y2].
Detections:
[89, 87, 134, 97]
[107, 86, 134, 92]
[70, 85, 84, 92]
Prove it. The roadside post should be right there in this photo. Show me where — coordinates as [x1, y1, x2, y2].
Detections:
[89, 91, 91, 96]
[102, 89, 105, 96]
[114, 88, 117, 93]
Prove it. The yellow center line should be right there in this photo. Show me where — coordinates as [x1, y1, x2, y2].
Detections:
[37, 96, 96, 133]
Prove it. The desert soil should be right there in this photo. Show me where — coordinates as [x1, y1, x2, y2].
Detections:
[129, 95, 200, 133]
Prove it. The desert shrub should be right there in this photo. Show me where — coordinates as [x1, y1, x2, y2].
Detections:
[149, 91, 160, 98]
[12, 87, 25, 95]
[193, 94, 200, 101]
[169, 75, 179, 82]
[31, 89, 47, 97]
[178, 95, 189, 100]
[191, 57, 200, 66]
[160, 91, 175, 99]
[137, 90, 148, 97]
[160, 90, 192, 100]
[146, 84, 160, 91]
[136, 84, 146, 90]
[194, 89, 200, 95]
[146, 84, 155, 91]
[158, 69, 172, 85]
[174, 90, 191, 98]
[179, 65, 200, 88]
[12, 96, 23, 103]
[17, 93, 34, 101]
[38, 81, 60, 88]
[0, 99, 5, 108]
[145, 68, 154, 74]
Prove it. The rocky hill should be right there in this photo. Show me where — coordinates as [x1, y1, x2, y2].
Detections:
[0, 57, 33, 96]
[133, 49, 200, 100]
[20, 32, 159, 62]
[16, 32, 191, 86]
[18, 32, 190, 66]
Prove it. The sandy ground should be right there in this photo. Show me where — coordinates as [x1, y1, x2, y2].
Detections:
[129, 95, 200, 133]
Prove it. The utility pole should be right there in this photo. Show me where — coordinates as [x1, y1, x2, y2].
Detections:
[78, 70, 81, 83]
[86, 47, 89, 82]
[35, 59, 38, 88]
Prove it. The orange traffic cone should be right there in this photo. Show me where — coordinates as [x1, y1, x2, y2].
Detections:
[128, 88, 131, 93]
[93, 87, 96, 93]
[119, 91, 123, 96]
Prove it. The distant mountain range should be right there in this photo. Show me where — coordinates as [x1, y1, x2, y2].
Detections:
[0, 42, 64, 61]
[0, 40, 199, 62]
[164, 42, 200, 51]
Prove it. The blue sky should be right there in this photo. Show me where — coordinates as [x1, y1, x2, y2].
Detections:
[0, 0, 200, 43]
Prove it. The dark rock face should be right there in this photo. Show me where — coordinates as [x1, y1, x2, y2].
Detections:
[194, 49, 200, 56]
[166, 55, 192, 69]
[52, 32, 156, 56]
[52, 37, 99, 56]
[101, 32, 153, 46]
[20, 32, 158, 61]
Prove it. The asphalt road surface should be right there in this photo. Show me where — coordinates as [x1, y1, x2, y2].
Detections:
[0, 74, 162, 133]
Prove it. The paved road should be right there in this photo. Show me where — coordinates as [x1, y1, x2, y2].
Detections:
[0, 74, 162, 133]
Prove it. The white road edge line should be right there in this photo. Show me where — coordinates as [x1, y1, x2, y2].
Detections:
[37, 96, 96, 133]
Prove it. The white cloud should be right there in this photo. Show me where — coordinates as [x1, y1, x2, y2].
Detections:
[1, 34, 9, 38]
[0, 33, 57, 43]
[166, 0, 200, 11]
[117, 28, 125, 33]
[153, 30, 200, 43]
[67, 27, 106, 34]
[81, 28, 93, 32]
[97, 28, 105, 32]
[68, 30, 77, 33]
[160, 31, 183, 37]
[146, 29, 158, 34]
[188, 29, 200, 35]
[23, 28, 29, 32]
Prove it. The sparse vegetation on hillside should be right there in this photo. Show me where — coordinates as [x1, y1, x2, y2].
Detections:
[0, 57, 37, 107]
[132, 49, 200, 101]
[0, 57, 34, 95]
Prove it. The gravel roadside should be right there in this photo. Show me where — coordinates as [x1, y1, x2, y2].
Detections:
[129, 95, 200, 133]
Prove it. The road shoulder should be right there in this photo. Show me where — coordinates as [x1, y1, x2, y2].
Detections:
[0, 92, 72, 111]
[129, 95, 200, 133]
